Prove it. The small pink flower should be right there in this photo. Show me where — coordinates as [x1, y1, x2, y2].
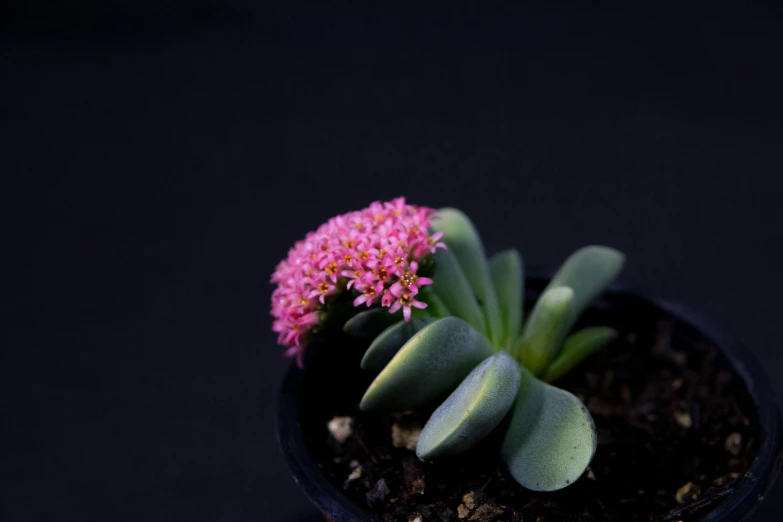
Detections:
[388, 291, 428, 322]
[352, 280, 384, 307]
[390, 260, 433, 297]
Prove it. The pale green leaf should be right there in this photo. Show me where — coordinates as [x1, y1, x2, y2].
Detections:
[542, 327, 617, 383]
[544, 245, 625, 332]
[489, 249, 524, 350]
[516, 287, 573, 376]
[359, 317, 494, 412]
[501, 366, 597, 492]
[361, 318, 436, 371]
[431, 208, 503, 346]
[417, 351, 521, 459]
[431, 248, 486, 334]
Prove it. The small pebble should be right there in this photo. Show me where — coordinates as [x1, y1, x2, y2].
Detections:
[327, 416, 353, 443]
[674, 411, 693, 429]
[366, 478, 390, 504]
[725, 432, 742, 456]
[346, 466, 362, 483]
[457, 504, 470, 519]
[392, 420, 422, 451]
[462, 491, 476, 509]
[409, 516, 423, 522]
[675, 481, 701, 504]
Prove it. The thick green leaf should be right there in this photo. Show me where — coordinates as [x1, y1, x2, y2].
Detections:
[430, 208, 503, 346]
[542, 327, 618, 383]
[501, 366, 597, 492]
[544, 246, 625, 332]
[361, 317, 436, 371]
[431, 248, 486, 335]
[516, 287, 573, 376]
[419, 286, 451, 318]
[359, 317, 494, 412]
[417, 351, 521, 459]
[489, 249, 524, 350]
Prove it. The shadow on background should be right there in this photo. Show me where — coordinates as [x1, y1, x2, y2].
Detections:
[283, 514, 326, 522]
[0, 0, 258, 45]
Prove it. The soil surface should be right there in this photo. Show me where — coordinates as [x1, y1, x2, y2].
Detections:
[304, 303, 759, 521]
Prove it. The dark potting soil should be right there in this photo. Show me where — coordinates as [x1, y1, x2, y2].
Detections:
[304, 307, 759, 521]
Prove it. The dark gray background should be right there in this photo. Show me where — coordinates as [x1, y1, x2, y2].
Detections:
[2, 2, 782, 520]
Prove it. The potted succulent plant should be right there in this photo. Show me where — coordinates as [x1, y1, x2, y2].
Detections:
[275, 199, 781, 521]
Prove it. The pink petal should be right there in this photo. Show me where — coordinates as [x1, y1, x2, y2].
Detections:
[389, 300, 402, 314]
[417, 277, 433, 287]
[402, 305, 411, 322]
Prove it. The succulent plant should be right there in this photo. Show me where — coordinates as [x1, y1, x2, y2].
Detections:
[347, 208, 624, 492]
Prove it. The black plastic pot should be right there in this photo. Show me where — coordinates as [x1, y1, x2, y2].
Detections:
[277, 274, 783, 522]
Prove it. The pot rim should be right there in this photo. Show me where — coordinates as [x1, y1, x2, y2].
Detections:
[276, 272, 783, 522]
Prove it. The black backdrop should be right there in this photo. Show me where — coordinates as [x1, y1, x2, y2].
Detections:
[2, 2, 782, 521]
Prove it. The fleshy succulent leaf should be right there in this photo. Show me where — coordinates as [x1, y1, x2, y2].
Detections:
[542, 327, 618, 383]
[516, 287, 574, 376]
[343, 308, 406, 337]
[501, 365, 597, 492]
[417, 351, 521, 459]
[544, 246, 625, 332]
[488, 249, 524, 350]
[360, 317, 437, 371]
[359, 317, 494, 412]
[431, 248, 487, 335]
[430, 208, 503, 346]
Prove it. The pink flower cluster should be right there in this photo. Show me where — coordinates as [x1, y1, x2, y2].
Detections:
[271, 198, 446, 365]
